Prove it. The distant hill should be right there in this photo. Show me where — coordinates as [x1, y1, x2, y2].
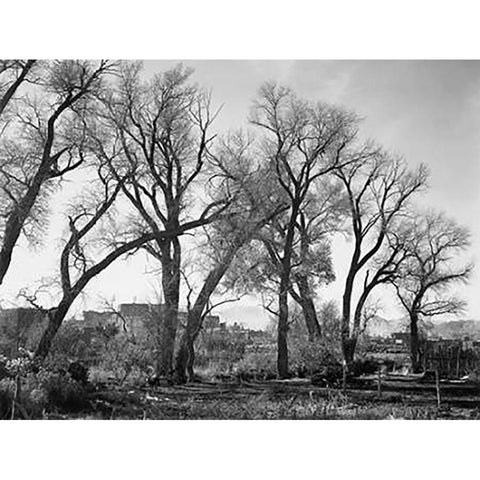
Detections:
[432, 320, 480, 340]
[364, 315, 408, 338]
[365, 316, 480, 340]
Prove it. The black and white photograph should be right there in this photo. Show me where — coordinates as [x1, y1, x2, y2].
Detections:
[1, 1, 479, 478]
[1, 58, 479, 421]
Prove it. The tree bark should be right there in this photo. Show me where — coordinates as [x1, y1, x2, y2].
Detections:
[276, 201, 300, 379]
[295, 275, 321, 341]
[341, 268, 356, 366]
[156, 239, 181, 378]
[410, 311, 422, 373]
[173, 234, 247, 383]
[34, 299, 72, 360]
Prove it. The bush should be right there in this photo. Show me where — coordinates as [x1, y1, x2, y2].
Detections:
[233, 351, 277, 381]
[289, 337, 342, 378]
[348, 357, 379, 377]
[37, 371, 89, 412]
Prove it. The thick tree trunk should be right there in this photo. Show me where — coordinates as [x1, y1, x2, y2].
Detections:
[296, 275, 321, 341]
[410, 311, 422, 373]
[342, 337, 357, 366]
[156, 240, 181, 377]
[174, 333, 191, 384]
[341, 273, 355, 366]
[34, 299, 72, 360]
[277, 280, 290, 379]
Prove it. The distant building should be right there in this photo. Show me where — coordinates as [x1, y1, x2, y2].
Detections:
[81, 303, 221, 340]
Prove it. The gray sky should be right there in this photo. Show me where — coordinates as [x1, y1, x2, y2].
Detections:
[2, 60, 480, 328]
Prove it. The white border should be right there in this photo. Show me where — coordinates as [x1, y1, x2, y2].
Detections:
[1, 1, 479, 479]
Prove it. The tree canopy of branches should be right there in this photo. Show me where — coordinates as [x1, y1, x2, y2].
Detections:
[335, 151, 428, 365]
[390, 211, 472, 372]
[0, 60, 116, 286]
[103, 63, 230, 377]
[173, 132, 286, 383]
[246, 82, 361, 377]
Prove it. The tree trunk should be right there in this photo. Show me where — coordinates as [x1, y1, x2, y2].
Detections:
[341, 273, 355, 366]
[34, 299, 72, 360]
[296, 275, 321, 341]
[155, 239, 181, 378]
[277, 281, 289, 379]
[410, 311, 422, 373]
[342, 336, 357, 366]
[173, 238, 243, 383]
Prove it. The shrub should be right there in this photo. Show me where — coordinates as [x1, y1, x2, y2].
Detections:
[37, 371, 89, 412]
[289, 337, 342, 378]
[348, 357, 379, 377]
[233, 350, 277, 380]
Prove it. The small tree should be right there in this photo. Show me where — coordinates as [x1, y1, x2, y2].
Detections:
[390, 211, 472, 372]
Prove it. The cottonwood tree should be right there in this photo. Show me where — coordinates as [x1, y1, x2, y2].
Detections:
[23, 157, 213, 360]
[103, 63, 230, 377]
[249, 82, 361, 377]
[173, 132, 286, 383]
[0, 60, 116, 286]
[390, 211, 472, 372]
[334, 152, 428, 365]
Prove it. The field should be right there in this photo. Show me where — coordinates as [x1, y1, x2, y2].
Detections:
[41, 375, 480, 420]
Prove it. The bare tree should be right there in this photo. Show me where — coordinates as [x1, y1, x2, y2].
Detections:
[249, 82, 361, 377]
[0, 60, 116, 286]
[27, 163, 213, 360]
[390, 211, 472, 372]
[173, 132, 286, 383]
[103, 63, 230, 377]
[335, 152, 428, 365]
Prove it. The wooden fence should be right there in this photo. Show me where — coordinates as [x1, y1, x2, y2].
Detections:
[422, 341, 480, 378]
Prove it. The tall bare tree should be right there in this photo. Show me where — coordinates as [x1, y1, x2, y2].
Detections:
[335, 152, 428, 365]
[173, 132, 286, 383]
[104, 63, 229, 377]
[390, 211, 472, 372]
[249, 82, 361, 377]
[0, 60, 116, 286]
[24, 159, 214, 360]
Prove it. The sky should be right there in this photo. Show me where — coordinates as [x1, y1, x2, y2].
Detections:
[2, 60, 480, 329]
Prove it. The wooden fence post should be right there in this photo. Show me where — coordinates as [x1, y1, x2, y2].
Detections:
[435, 369, 441, 408]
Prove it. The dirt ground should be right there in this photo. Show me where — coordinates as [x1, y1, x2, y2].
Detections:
[45, 375, 480, 420]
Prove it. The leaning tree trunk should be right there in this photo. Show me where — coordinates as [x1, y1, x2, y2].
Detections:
[296, 275, 321, 341]
[174, 236, 246, 384]
[34, 298, 73, 360]
[410, 311, 422, 373]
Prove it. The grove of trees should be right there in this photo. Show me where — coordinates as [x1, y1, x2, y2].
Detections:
[0, 60, 473, 382]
